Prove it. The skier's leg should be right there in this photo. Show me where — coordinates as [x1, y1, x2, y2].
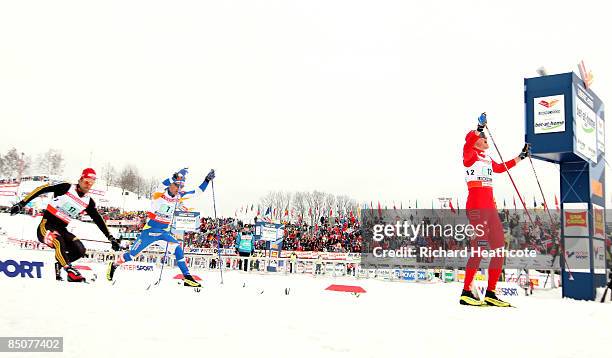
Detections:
[464, 209, 485, 291]
[119, 229, 156, 263]
[460, 209, 486, 305]
[483, 210, 511, 307]
[48, 229, 85, 282]
[486, 210, 505, 291]
[36, 220, 64, 281]
[158, 232, 200, 287]
[61, 231, 86, 263]
[107, 229, 156, 281]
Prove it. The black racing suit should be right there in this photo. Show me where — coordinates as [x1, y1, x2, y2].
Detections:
[18, 182, 111, 267]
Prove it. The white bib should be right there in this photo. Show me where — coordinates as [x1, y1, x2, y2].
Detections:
[147, 189, 179, 224]
[47, 184, 91, 224]
[465, 153, 493, 188]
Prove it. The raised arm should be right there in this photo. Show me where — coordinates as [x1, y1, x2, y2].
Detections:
[10, 182, 71, 215]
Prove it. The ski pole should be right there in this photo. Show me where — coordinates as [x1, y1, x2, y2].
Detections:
[526, 153, 574, 280]
[484, 125, 534, 224]
[211, 179, 224, 284]
[484, 124, 534, 287]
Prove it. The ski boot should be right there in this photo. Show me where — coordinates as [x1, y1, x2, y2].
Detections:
[106, 261, 118, 281]
[459, 289, 484, 306]
[65, 265, 86, 283]
[54, 262, 63, 281]
[484, 290, 511, 307]
[182, 274, 201, 288]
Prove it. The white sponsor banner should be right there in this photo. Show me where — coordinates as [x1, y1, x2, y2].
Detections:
[597, 114, 605, 153]
[186, 247, 236, 255]
[593, 239, 606, 274]
[258, 224, 284, 241]
[106, 220, 142, 226]
[505, 270, 560, 289]
[473, 281, 523, 300]
[574, 88, 597, 163]
[564, 237, 590, 273]
[174, 211, 200, 231]
[0, 184, 19, 197]
[534, 95, 565, 134]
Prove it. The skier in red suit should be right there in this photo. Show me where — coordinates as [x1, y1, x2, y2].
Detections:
[460, 113, 529, 307]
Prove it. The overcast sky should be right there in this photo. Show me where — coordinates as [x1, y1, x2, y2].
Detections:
[1, 0, 611, 216]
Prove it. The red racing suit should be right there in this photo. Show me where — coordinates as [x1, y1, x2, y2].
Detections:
[462, 130, 516, 279]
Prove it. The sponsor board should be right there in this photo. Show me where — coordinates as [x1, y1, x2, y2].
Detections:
[593, 239, 606, 274]
[255, 222, 284, 242]
[334, 264, 346, 275]
[473, 281, 522, 300]
[357, 268, 368, 278]
[563, 203, 589, 236]
[503, 271, 561, 289]
[181, 248, 361, 262]
[597, 115, 605, 153]
[456, 272, 486, 282]
[393, 269, 429, 281]
[106, 220, 142, 227]
[565, 237, 591, 272]
[574, 86, 597, 163]
[534, 95, 565, 134]
[120, 263, 155, 272]
[377, 268, 391, 279]
[593, 204, 605, 239]
[0, 259, 44, 279]
[6, 238, 51, 251]
[173, 211, 200, 231]
[187, 247, 236, 256]
[280, 251, 354, 261]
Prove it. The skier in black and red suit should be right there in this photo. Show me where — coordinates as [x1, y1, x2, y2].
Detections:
[460, 113, 530, 307]
[10, 168, 120, 282]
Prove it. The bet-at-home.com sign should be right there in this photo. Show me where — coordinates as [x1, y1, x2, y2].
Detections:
[534, 94, 565, 134]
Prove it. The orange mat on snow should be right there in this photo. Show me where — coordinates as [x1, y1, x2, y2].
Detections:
[325, 284, 366, 293]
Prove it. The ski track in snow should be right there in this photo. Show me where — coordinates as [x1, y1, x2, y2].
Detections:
[1, 214, 611, 358]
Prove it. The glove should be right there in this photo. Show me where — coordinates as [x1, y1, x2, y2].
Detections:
[477, 112, 487, 132]
[519, 143, 531, 159]
[108, 235, 121, 251]
[205, 169, 216, 182]
[9, 202, 24, 216]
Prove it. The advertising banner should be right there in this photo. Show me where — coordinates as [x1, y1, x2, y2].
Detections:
[574, 85, 598, 163]
[564, 237, 590, 272]
[593, 239, 606, 274]
[563, 203, 589, 236]
[174, 211, 200, 231]
[533, 94, 565, 134]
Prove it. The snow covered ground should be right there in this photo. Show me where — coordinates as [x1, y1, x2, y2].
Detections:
[1, 214, 611, 358]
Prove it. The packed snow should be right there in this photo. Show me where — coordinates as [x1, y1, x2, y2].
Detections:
[1, 213, 611, 358]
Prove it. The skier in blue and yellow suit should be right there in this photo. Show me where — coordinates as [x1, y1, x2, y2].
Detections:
[106, 168, 215, 287]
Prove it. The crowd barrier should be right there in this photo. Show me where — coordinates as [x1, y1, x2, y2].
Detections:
[83, 249, 457, 283]
[2, 237, 559, 288]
